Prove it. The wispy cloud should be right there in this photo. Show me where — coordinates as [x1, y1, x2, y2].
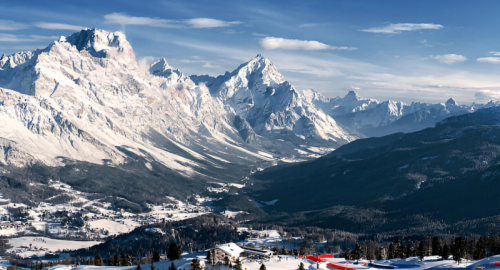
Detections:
[34, 22, 84, 31]
[260, 37, 357, 50]
[252, 32, 268, 37]
[104, 13, 241, 29]
[300, 23, 317, 27]
[104, 13, 178, 28]
[185, 18, 242, 28]
[477, 57, 500, 64]
[0, 34, 32, 42]
[179, 58, 220, 68]
[419, 39, 433, 47]
[361, 23, 443, 34]
[489, 51, 500, 56]
[0, 33, 59, 42]
[0, 20, 28, 30]
[431, 54, 467, 64]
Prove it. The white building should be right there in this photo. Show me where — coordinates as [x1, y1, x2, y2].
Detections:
[209, 243, 245, 261]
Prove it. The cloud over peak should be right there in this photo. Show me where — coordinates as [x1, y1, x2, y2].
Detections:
[260, 37, 357, 51]
[361, 23, 443, 34]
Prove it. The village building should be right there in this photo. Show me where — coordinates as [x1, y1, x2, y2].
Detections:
[206, 243, 274, 263]
[210, 243, 244, 261]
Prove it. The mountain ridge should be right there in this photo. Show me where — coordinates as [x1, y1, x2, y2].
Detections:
[303, 89, 497, 137]
[0, 29, 357, 210]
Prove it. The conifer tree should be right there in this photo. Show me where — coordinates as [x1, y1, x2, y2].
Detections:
[394, 238, 403, 259]
[169, 262, 176, 270]
[136, 264, 142, 270]
[351, 243, 362, 262]
[387, 243, 395, 259]
[432, 237, 442, 256]
[343, 248, 352, 260]
[120, 252, 129, 266]
[190, 258, 202, 270]
[259, 264, 266, 270]
[94, 254, 104, 266]
[152, 251, 160, 262]
[167, 243, 182, 261]
[442, 244, 450, 260]
[299, 262, 306, 270]
[451, 237, 465, 264]
[151, 261, 155, 270]
[418, 241, 425, 261]
[473, 237, 486, 260]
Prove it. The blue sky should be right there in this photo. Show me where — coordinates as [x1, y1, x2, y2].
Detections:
[1, 0, 500, 103]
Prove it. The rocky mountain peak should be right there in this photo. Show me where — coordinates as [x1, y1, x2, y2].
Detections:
[344, 90, 360, 100]
[64, 28, 135, 62]
[149, 58, 173, 75]
[446, 97, 458, 106]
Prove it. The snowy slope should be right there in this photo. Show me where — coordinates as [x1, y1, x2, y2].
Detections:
[0, 28, 289, 191]
[0, 29, 361, 212]
[191, 55, 357, 147]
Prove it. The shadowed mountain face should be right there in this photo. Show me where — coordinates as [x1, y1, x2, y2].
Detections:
[250, 106, 500, 233]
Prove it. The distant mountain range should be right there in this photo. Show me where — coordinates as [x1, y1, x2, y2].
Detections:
[304, 89, 498, 137]
[0, 28, 498, 216]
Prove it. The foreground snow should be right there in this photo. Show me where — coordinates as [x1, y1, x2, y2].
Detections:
[41, 255, 500, 270]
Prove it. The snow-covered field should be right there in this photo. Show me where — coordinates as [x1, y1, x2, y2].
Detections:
[6, 237, 101, 258]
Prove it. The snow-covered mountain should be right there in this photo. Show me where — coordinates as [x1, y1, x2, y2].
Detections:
[190, 55, 356, 147]
[304, 89, 486, 137]
[0, 29, 249, 171]
[0, 28, 361, 208]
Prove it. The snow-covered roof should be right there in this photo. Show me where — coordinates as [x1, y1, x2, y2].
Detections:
[216, 243, 244, 258]
[242, 247, 273, 257]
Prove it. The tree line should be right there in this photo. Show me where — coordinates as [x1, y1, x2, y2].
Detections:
[343, 235, 500, 264]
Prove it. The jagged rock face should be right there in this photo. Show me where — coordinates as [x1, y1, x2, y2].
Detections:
[192, 55, 356, 144]
[0, 29, 360, 173]
[0, 29, 251, 172]
[65, 29, 135, 62]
